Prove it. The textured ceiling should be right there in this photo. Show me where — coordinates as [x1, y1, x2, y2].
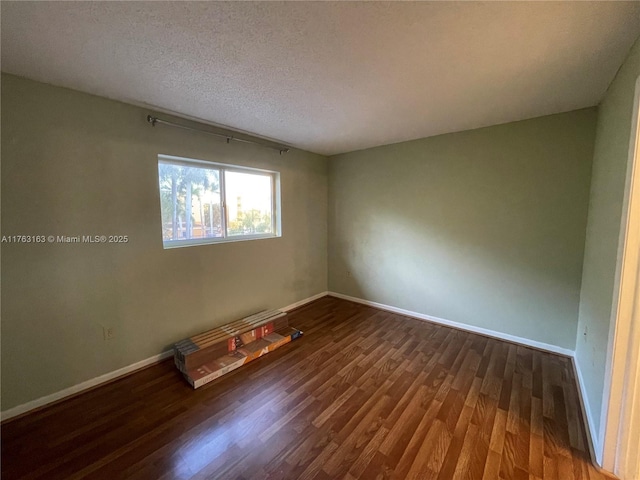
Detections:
[2, 2, 640, 156]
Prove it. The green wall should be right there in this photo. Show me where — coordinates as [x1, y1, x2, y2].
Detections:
[0, 74, 328, 411]
[329, 109, 597, 350]
[3, 59, 631, 423]
[576, 37, 640, 439]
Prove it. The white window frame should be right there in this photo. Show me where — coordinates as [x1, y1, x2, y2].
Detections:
[158, 154, 281, 249]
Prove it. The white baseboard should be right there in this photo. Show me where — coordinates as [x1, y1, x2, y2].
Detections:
[327, 291, 575, 357]
[327, 291, 605, 464]
[281, 291, 329, 312]
[1, 291, 329, 422]
[4, 288, 597, 462]
[0, 350, 174, 422]
[572, 356, 602, 466]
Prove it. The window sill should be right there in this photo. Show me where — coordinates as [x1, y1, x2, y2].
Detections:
[162, 233, 281, 249]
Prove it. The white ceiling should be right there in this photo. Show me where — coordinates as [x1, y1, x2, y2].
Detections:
[2, 2, 640, 156]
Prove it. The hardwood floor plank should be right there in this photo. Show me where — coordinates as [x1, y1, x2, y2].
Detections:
[450, 422, 479, 480]
[482, 449, 503, 480]
[530, 433, 545, 478]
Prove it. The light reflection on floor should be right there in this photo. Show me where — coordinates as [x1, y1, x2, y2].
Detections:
[173, 384, 291, 478]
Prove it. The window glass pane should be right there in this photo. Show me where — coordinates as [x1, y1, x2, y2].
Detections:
[225, 171, 273, 236]
[158, 163, 221, 242]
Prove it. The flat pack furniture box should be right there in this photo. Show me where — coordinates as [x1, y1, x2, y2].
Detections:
[184, 327, 303, 389]
[173, 310, 288, 373]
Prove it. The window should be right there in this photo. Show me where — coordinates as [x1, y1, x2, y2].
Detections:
[157, 155, 280, 248]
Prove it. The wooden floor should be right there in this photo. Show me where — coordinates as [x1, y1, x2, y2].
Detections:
[2, 296, 613, 480]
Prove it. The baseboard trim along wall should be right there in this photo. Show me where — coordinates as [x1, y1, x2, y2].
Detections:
[0, 349, 175, 423]
[572, 357, 602, 466]
[327, 291, 606, 466]
[281, 291, 329, 312]
[328, 291, 575, 357]
[327, 291, 608, 468]
[2, 288, 599, 467]
[0, 291, 330, 423]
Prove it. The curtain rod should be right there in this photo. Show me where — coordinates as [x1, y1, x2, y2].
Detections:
[146, 115, 290, 154]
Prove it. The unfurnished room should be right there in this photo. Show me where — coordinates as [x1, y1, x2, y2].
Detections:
[1, 1, 640, 479]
